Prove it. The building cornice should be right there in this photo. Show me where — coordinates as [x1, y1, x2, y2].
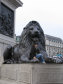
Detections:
[0, 0, 23, 9]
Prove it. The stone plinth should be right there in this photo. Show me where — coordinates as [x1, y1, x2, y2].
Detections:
[0, 64, 63, 84]
[0, 0, 23, 65]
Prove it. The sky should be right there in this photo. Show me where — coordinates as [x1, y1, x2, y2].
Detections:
[15, 0, 63, 39]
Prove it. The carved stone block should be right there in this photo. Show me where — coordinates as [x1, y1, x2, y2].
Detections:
[0, 2, 14, 37]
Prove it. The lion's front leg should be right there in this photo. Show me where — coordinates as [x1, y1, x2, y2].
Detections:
[20, 55, 30, 63]
[20, 55, 39, 63]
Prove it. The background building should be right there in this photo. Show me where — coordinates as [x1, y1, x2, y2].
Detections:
[45, 34, 63, 57]
[16, 36, 21, 44]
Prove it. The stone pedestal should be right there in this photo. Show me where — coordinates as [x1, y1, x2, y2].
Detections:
[0, 0, 23, 65]
[0, 64, 63, 84]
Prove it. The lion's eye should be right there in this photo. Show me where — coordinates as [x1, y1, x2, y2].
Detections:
[30, 28, 33, 30]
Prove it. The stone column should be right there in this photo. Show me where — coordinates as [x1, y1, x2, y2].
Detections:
[0, 0, 23, 65]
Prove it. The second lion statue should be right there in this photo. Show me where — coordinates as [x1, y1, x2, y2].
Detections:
[3, 21, 49, 63]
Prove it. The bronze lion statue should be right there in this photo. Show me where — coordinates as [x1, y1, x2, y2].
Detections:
[3, 21, 52, 64]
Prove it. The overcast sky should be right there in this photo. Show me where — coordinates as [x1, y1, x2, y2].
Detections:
[15, 0, 63, 39]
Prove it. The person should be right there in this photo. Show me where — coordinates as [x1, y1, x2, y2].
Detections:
[29, 43, 45, 63]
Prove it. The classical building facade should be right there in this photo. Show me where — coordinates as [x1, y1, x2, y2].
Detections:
[45, 34, 63, 57]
